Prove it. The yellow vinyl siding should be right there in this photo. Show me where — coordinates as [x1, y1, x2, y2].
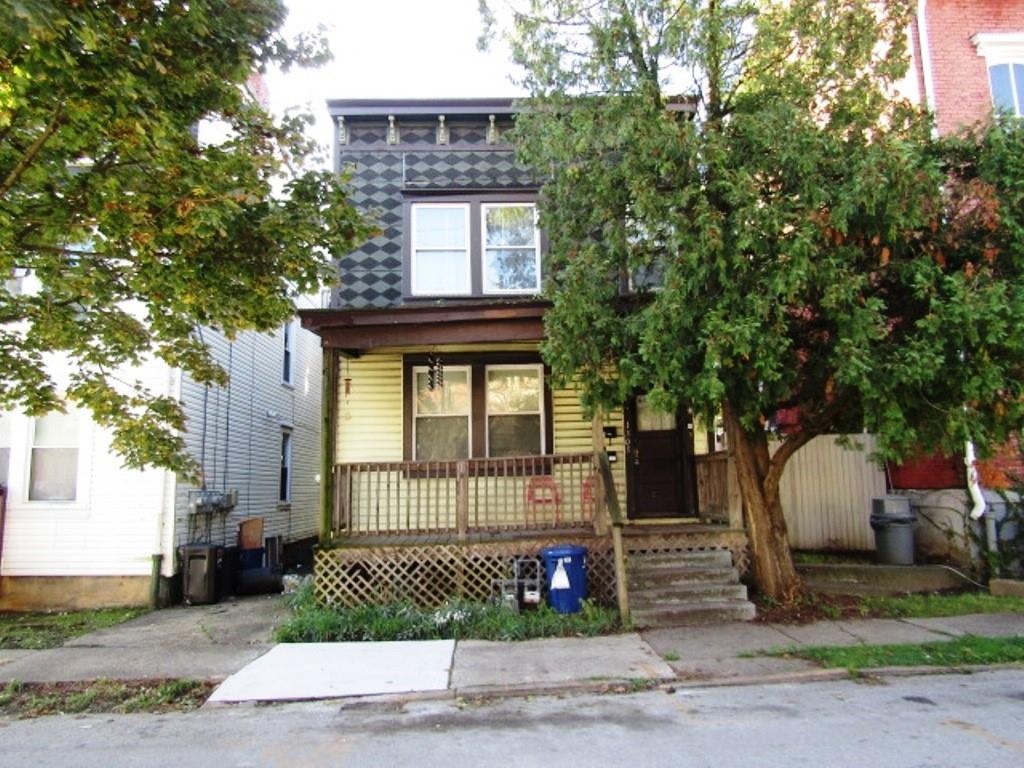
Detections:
[335, 353, 404, 463]
[552, 381, 627, 509]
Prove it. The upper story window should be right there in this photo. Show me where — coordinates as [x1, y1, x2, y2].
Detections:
[411, 204, 472, 295]
[282, 321, 293, 384]
[974, 33, 1024, 117]
[29, 410, 79, 501]
[407, 197, 541, 298]
[482, 204, 541, 294]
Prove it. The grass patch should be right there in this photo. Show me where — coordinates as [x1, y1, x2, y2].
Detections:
[0, 607, 148, 650]
[276, 582, 620, 642]
[761, 635, 1024, 673]
[861, 592, 1024, 619]
[0, 678, 213, 718]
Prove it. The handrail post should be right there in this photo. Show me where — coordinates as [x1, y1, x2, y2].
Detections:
[597, 452, 629, 623]
[456, 459, 469, 542]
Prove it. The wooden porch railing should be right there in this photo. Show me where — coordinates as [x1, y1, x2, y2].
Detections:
[331, 453, 603, 540]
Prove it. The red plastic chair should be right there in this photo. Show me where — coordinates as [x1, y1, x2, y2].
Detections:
[525, 475, 562, 525]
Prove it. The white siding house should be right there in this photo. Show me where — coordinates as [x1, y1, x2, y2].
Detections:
[0, 285, 323, 611]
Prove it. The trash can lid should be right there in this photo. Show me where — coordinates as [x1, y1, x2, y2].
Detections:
[541, 545, 588, 558]
[870, 512, 916, 525]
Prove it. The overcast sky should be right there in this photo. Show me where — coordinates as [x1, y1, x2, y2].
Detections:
[265, 0, 525, 167]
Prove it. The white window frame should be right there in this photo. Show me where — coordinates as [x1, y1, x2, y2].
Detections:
[484, 363, 546, 457]
[411, 365, 472, 461]
[26, 411, 82, 504]
[282, 321, 293, 385]
[481, 203, 541, 295]
[279, 429, 292, 503]
[410, 203, 472, 296]
[973, 33, 1024, 117]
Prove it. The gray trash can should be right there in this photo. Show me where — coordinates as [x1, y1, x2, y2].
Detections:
[870, 496, 916, 565]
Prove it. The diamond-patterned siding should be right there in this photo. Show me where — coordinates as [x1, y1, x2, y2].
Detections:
[334, 117, 537, 309]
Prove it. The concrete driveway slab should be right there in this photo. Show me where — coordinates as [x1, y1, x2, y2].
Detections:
[208, 640, 455, 703]
[452, 633, 673, 691]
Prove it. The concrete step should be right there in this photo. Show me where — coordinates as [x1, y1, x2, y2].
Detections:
[629, 582, 749, 605]
[628, 565, 740, 588]
[631, 600, 757, 628]
[628, 550, 733, 568]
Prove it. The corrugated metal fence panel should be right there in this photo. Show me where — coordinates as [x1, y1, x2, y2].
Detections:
[780, 434, 885, 551]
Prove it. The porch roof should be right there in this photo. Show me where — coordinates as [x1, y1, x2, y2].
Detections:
[298, 300, 549, 352]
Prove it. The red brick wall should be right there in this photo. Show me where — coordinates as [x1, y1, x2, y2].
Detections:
[888, 452, 964, 490]
[914, 0, 1024, 135]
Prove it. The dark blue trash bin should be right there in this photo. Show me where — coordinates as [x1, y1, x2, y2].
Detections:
[541, 545, 588, 614]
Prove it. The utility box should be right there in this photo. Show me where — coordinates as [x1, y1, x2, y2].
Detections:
[180, 545, 218, 605]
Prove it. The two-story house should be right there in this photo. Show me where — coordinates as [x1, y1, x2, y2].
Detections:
[299, 99, 755, 625]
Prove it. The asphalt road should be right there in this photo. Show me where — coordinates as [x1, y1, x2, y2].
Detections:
[2, 669, 1023, 767]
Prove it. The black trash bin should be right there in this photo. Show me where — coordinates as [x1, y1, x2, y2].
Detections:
[870, 496, 916, 565]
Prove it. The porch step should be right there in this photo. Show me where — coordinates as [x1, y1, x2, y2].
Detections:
[629, 550, 733, 568]
[628, 582, 750, 603]
[628, 564, 739, 588]
[626, 550, 756, 628]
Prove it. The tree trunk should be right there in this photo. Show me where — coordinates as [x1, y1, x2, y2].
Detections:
[723, 403, 802, 602]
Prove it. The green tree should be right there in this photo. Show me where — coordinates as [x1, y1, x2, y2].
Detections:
[0, 0, 370, 474]
[485, 0, 1024, 599]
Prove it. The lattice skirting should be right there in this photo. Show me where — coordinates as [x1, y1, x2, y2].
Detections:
[314, 529, 749, 609]
[315, 537, 615, 608]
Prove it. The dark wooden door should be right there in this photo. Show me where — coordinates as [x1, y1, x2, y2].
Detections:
[625, 395, 698, 519]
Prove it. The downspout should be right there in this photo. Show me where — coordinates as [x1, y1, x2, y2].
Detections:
[964, 442, 997, 566]
[151, 366, 181, 608]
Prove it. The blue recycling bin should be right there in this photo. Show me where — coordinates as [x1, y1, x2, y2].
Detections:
[541, 545, 588, 614]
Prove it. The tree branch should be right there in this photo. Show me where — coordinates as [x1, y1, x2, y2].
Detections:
[0, 107, 65, 199]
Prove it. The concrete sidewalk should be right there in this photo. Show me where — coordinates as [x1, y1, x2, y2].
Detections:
[1, 596, 1021, 704]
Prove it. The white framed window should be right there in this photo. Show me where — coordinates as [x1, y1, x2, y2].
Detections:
[28, 411, 79, 501]
[988, 62, 1024, 116]
[0, 413, 10, 490]
[485, 364, 544, 457]
[412, 365, 471, 460]
[282, 321, 293, 384]
[279, 429, 292, 502]
[974, 33, 1024, 117]
[411, 203, 471, 296]
[482, 203, 540, 294]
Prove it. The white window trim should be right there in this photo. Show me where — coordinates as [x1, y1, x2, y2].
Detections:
[279, 429, 292, 503]
[411, 365, 472, 461]
[24, 411, 87, 507]
[484, 363, 546, 457]
[410, 203, 472, 296]
[481, 203, 541, 295]
[973, 33, 1024, 64]
[974, 33, 1024, 117]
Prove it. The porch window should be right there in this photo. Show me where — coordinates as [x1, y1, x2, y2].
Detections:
[29, 411, 79, 501]
[486, 365, 544, 456]
[413, 366, 471, 460]
[482, 204, 540, 294]
[410, 203, 471, 296]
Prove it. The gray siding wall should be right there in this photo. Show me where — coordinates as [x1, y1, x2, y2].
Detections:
[174, 304, 322, 550]
[335, 117, 531, 308]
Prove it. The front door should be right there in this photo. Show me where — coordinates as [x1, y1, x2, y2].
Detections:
[625, 395, 698, 519]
